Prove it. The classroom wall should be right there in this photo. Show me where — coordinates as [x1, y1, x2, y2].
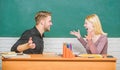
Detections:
[0, 0, 120, 37]
[0, 37, 120, 70]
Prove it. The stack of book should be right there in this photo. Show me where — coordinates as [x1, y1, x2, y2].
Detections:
[0, 52, 31, 58]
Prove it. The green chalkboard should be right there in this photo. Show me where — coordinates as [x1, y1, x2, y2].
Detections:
[0, 0, 120, 37]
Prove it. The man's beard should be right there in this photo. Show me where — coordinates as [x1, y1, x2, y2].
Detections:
[44, 27, 50, 32]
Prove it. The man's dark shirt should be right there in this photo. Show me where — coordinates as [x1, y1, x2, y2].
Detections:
[11, 26, 44, 54]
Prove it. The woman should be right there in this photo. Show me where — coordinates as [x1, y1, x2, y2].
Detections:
[70, 14, 108, 54]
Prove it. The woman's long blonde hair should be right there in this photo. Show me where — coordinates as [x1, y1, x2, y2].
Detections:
[86, 14, 107, 35]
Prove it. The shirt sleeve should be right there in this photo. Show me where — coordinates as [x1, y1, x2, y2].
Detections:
[78, 35, 108, 54]
[88, 35, 108, 54]
[11, 30, 31, 53]
[78, 37, 91, 53]
[78, 37, 87, 47]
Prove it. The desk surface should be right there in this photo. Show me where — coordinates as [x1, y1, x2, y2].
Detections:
[2, 54, 117, 70]
[2, 54, 117, 61]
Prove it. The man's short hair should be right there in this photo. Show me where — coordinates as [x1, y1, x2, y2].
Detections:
[35, 11, 51, 25]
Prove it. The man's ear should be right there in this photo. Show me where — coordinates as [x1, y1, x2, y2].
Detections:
[40, 20, 45, 25]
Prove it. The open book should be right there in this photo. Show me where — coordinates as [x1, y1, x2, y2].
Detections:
[78, 54, 103, 58]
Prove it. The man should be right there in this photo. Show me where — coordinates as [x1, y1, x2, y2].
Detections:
[11, 11, 52, 54]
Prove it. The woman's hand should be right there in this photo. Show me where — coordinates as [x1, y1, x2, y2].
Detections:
[70, 29, 81, 38]
[85, 34, 92, 41]
[85, 31, 93, 40]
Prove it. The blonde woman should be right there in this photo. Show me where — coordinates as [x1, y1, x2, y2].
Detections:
[70, 14, 108, 54]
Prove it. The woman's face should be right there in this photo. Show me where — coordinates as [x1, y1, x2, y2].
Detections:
[84, 20, 94, 33]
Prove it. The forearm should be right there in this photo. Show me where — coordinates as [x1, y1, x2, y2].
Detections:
[88, 40, 99, 54]
[78, 37, 87, 48]
[17, 43, 29, 52]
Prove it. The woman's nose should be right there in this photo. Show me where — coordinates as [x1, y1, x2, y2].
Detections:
[50, 22, 52, 26]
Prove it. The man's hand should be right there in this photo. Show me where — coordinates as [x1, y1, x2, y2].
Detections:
[28, 37, 36, 49]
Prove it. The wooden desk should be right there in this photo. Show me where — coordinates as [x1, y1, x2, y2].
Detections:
[2, 54, 116, 70]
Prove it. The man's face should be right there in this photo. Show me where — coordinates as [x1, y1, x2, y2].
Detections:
[44, 16, 52, 32]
